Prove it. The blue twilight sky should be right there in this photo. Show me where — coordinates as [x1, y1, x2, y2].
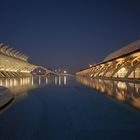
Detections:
[0, 0, 140, 72]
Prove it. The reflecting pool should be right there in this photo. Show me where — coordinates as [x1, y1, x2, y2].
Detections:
[0, 76, 140, 140]
[77, 77, 140, 109]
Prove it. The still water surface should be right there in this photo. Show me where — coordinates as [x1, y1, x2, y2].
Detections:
[0, 76, 140, 140]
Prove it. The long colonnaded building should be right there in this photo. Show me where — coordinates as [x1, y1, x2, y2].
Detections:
[0, 43, 50, 78]
[76, 39, 140, 79]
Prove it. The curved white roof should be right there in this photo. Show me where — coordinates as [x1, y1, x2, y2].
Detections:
[0, 43, 29, 61]
[103, 39, 140, 62]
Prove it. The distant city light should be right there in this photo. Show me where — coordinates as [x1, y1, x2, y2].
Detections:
[64, 70, 67, 74]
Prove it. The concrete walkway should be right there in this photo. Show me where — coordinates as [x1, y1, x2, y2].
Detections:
[0, 86, 13, 109]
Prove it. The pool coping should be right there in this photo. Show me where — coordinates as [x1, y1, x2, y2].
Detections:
[0, 86, 14, 110]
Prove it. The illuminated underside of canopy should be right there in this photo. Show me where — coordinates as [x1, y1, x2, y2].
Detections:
[76, 39, 140, 79]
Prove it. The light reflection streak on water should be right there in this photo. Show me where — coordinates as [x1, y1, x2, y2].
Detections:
[46, 77, 48, 85]
[64, 76, 67, 85]
[31, 77, 34, 85]
[39, 76, 41, 85]
[76, 77, 140, 109]
[59, 76, 61, 85]
[55, 77, 57, 85]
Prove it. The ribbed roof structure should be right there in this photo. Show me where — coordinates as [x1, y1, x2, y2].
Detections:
[0, 43, 29, 61]
[104, 39, 140, 62]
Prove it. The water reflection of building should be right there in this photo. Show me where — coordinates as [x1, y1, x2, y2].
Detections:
[35, 76, 67, 86]
[77, 77, 140, 109]
[76, 39, 140, 79]
[54, 76, 67, 86]
[0, 76, 67, 96]
[0, 77, 38, 97]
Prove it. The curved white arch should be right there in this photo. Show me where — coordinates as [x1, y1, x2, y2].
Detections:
[5, 47, 14, 56]
[131, 56, 140, 66]
[0, 46, 8, 54]
[9, 49, 17, 57]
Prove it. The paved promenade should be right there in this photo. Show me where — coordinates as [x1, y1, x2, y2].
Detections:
[0, 86, 13, 109]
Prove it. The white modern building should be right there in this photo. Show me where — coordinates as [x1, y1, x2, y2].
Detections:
[76, 39, 140, 79]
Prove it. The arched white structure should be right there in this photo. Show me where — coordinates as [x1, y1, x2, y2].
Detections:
[76, 39, 140, 79]
[0, 43, 38, 78]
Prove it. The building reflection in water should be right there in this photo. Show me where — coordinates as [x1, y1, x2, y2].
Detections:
[0, 77, 38, 97]
[39, 76, 41, 85]
[76, 77, 140, 109]
[64, 76, 67, 85]
[59, 76, 61, 85]
[46, 77, 48, 85]
[55, 76, 57, 85]
[54, 76, 67, 86]
[0, 76, 67, 96]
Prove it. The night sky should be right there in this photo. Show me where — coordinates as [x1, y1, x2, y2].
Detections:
[0, 0, 140, 73]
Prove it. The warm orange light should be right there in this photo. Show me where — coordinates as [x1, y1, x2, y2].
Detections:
[89, 65, 92, 67]
[116, 58, 125, 62]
